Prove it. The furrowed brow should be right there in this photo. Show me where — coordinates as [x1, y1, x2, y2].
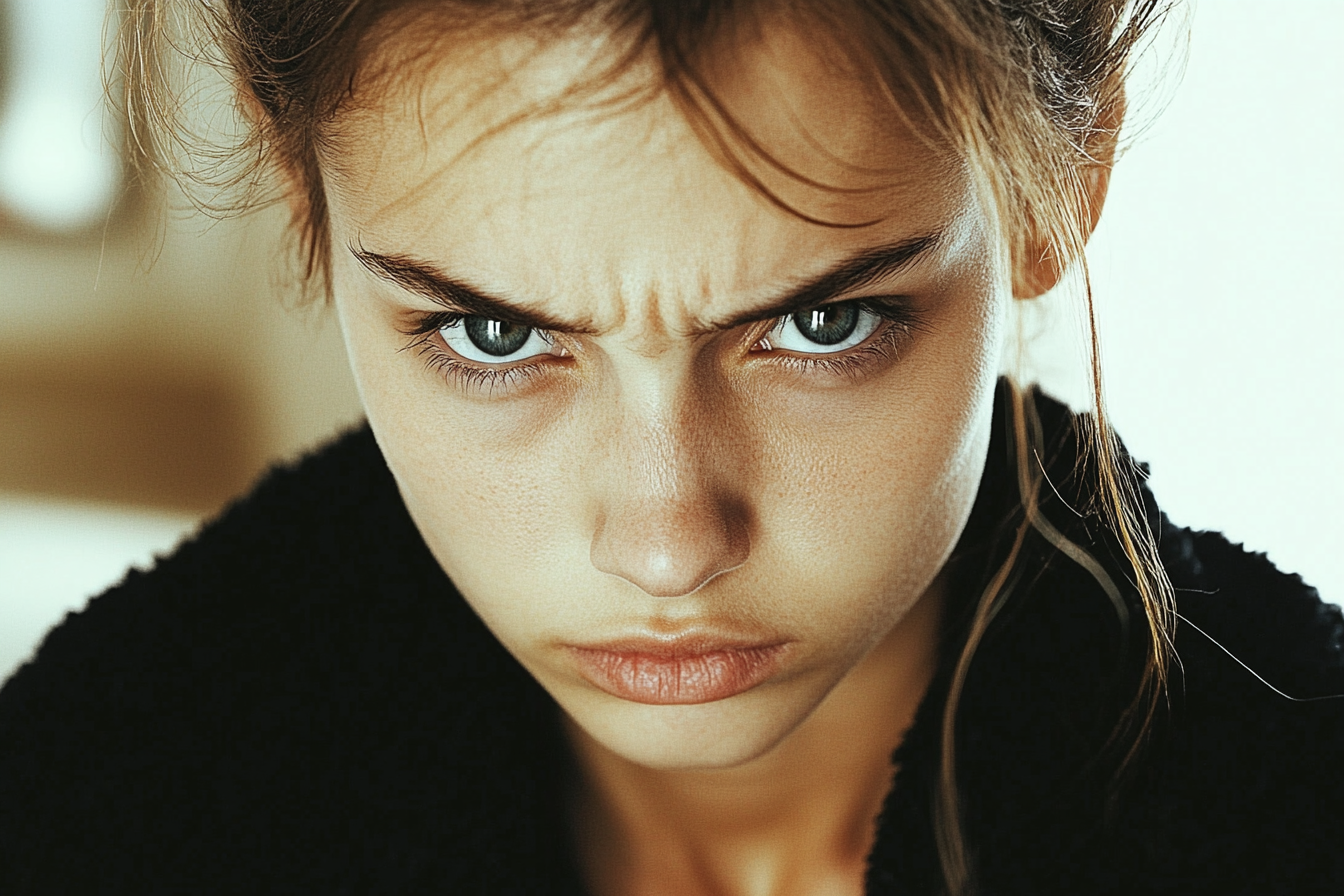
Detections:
[351, 247, 600, 335]
[702, 232, 942, 333]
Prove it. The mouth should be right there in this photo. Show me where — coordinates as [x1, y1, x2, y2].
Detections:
[566, 636, 792, 705]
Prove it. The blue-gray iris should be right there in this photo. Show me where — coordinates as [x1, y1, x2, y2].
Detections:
[794, 304, 859, 346]
[465, 317, 533, 356]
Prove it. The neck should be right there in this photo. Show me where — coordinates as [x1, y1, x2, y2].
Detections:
[567, 579, 946, 896]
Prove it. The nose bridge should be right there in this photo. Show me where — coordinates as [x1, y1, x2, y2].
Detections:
[630, 385, 702, 499]
[601, 348, 727, 490]
[588, 368, 751, 599]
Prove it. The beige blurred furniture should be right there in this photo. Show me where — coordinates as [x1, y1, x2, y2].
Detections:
[0, 207, 363, 515]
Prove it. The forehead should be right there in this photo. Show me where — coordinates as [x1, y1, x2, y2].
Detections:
[321, 14, 976, 328]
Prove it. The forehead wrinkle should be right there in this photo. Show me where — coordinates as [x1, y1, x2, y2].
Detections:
[596, 275, 679, 359]
[592, 229, 805, 351]
[579, 260, 724, 358]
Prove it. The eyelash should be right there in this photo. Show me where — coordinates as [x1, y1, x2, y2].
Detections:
[399, 311, 548, 395]
[398, 300, 919, 394]
[757, 300, 917, 381]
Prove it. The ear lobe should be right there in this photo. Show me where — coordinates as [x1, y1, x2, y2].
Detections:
[1012, 92, 1124, 299]
[1012, 234, 1065, 300]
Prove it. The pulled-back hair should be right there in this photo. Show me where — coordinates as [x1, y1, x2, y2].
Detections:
[121, 2, 1180, 892]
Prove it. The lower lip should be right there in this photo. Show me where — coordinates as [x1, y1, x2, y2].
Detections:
[568, 644, 789, 705]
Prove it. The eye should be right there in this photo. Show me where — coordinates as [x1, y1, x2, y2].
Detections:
[439, 315, 557, 362]
[762, 302, 882, 354]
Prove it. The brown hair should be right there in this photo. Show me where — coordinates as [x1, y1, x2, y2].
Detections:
[122, 2, 1180, 892]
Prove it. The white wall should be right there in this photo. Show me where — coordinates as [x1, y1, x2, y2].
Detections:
[1027, 0, 1343, 604]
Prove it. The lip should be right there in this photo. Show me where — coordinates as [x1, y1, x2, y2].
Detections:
[566, 636, 791, 705]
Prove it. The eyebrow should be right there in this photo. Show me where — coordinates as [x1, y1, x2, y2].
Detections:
[351, 231, 941, 336]
[352, 246, 601, 335]
[702, 232, 942, 333]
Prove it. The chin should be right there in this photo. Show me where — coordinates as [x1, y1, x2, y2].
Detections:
[560, 681, 826, 770]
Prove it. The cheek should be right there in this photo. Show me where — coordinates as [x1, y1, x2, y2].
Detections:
[376, 417, 604, 658]
[380, 407, 593, 622]
[333, 282, 590, 625]
[739, 293, 1002, 640]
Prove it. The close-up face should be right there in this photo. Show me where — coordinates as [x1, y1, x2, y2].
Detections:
[321, 15, 1011, 770]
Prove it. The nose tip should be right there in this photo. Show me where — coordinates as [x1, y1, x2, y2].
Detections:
[590, 502, 751, 598]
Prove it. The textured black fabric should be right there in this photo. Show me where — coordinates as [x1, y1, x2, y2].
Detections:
[2, 388, 1341, 894]
[866, 389, 1344, 894]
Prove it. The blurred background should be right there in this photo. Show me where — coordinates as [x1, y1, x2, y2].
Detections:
[2, 0, 1341, 682]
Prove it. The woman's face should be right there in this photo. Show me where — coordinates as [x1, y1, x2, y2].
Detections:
[322, 22, 1010, 769]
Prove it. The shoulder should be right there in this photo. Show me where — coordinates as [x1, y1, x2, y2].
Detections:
[1029, 383, 1344, 699]
[2, 423, 444, 699]
[1106, 521, 1344, 892]
[978, 387, 1344, 890]
[0, 422, 441, 773]
[1160, 521, 1343, 698]
[0, 426, 564, 892]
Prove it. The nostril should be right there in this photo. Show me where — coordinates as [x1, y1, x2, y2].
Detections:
[590, 503, 750, 598]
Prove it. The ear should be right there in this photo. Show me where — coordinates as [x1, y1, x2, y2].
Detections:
[1012, 92, 1124, 299]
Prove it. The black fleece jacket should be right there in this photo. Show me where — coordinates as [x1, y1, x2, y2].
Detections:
[1, 387, 1341, 894]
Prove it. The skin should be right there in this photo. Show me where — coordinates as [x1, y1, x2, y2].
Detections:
[312, 14, 1105, 896]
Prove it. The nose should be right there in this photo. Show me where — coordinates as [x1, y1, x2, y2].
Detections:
[591, 497, 751, 598]
[588, 405, 751, 598]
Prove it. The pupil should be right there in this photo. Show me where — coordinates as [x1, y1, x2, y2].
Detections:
[464, 317, 532, 356]
[793, 303, 859, 346]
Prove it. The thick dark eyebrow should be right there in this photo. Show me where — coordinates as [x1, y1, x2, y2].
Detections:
[352, 230, 940, 336]
[351, 247, 601, 335]
[701, 231, 942, 333]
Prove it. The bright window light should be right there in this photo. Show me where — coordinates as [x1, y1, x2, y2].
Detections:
[0, 0, 119, 232]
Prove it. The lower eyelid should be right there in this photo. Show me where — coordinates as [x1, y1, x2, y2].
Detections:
[767, 319, 908, 374]
[410, 323, 578, 394]
[415, 341, 549, 393]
